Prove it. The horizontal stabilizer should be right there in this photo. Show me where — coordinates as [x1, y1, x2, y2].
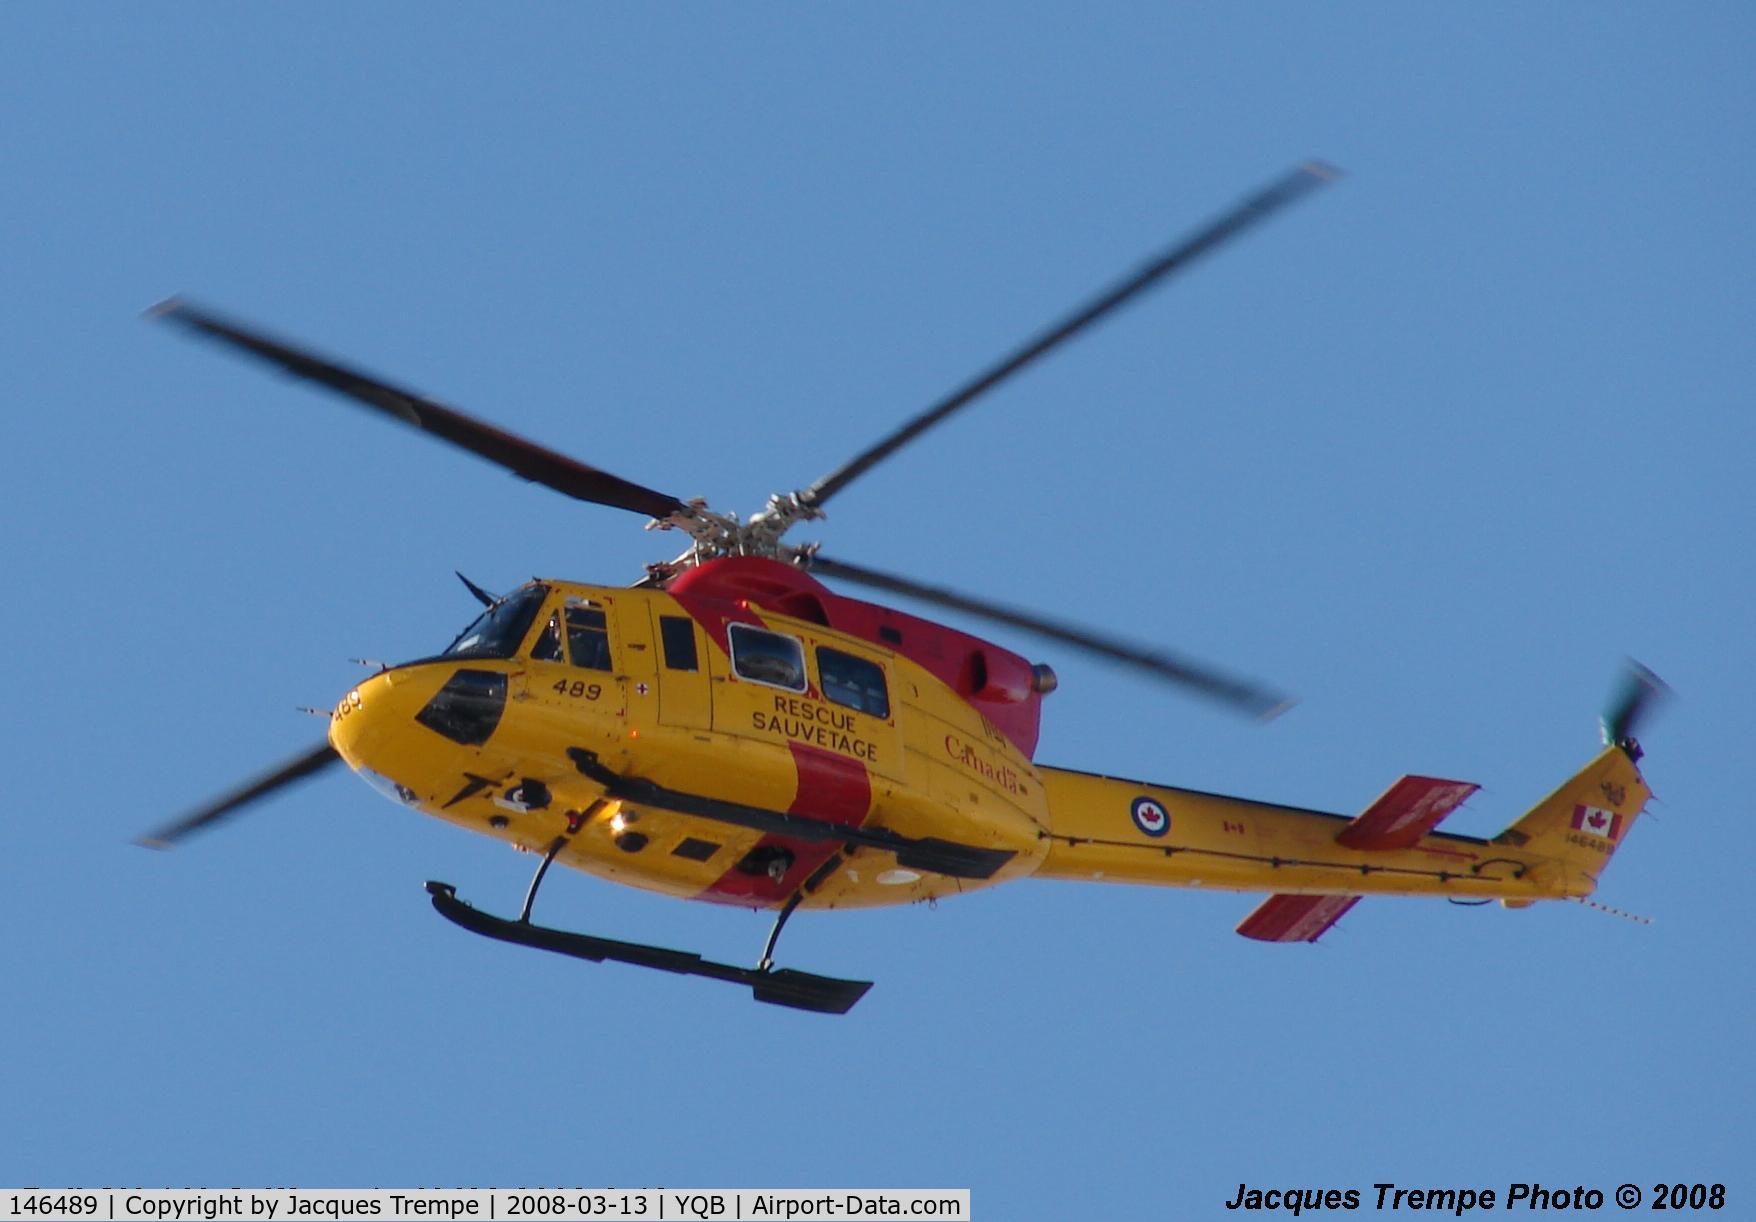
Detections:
[1334, 775, 1478, 851]
[1236, 894, 1360, 943]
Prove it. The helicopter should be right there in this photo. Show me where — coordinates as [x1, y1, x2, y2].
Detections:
[141, 162, 1666, 1014]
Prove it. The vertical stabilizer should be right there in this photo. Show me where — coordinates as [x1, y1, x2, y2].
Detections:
[1494, 744, 1651, 895]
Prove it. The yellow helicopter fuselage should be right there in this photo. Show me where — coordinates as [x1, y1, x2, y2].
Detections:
[327, 561, 1650, 924]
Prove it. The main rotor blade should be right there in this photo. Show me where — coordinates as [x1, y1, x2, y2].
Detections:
[800, 161, 1338, 510]
[805, 554, 1291, 719]
[455, 570, 499, 608]
[148, 299, 689, 521]
[137, 741, 341, 849]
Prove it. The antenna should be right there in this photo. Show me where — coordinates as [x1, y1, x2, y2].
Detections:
[1569, 896, 1653, 926]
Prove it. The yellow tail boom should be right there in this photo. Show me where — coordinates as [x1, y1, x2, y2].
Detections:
[1029, 741, 1654, 941]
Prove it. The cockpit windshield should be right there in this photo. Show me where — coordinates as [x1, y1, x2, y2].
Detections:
[443, 583, 549, 660]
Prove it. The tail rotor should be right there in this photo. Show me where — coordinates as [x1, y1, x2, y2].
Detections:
[1601, 660, 1671, 760]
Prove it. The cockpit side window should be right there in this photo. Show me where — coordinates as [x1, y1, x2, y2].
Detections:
[531, 613, 564, 662]
[728, 623, 806, 692]
[444, 584, 548, 660]
[565, 606, 613, 671]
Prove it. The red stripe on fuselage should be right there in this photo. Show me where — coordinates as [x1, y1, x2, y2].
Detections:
[658, 587, 874, 907]
[697, 742, 873, 907]
[784, 741, 873, 828]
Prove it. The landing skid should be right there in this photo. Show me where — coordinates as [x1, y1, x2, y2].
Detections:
[423, 879, 873, 1015]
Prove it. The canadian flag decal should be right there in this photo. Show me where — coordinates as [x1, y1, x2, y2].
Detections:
[1571, 804, 1624, 842]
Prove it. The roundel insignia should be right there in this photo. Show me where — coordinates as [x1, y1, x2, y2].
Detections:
[1130, 796, 1170, 838]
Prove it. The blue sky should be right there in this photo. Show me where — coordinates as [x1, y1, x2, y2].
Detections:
[5, 5, 1752, 1215]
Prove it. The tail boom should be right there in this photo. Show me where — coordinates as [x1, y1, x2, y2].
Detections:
[1032, 767, 1538, 900]
[1032, 745, 1651, 906]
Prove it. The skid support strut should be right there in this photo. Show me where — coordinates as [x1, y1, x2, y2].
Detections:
[519, 836, 566, 923]
[423, 811, 871, 1014]
[758, 891, 805, 973]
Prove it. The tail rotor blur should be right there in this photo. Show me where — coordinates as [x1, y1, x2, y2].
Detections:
[1601, 660, 1671, 759]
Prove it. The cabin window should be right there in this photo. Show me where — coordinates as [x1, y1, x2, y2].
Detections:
[565, 605, 613, 671]
[728, 623, 806, 691]
[659, 615, 699, 671]
[817, 646, 890, 719]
